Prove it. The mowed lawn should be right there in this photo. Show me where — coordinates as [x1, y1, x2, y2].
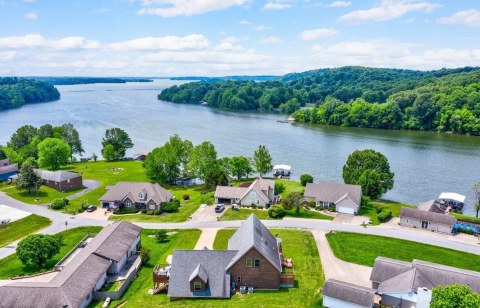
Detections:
[3, 184, 86, 205]
[0, 226, 102, 279]
[358, 199, 416, 225]
[219, 208, 334, 221]
[326, 232, 480, 272]
[0, 214, 51, 248]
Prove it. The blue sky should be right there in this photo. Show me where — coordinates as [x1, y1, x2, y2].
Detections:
[0, 0, 479, 76]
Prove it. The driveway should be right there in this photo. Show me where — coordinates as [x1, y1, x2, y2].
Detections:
[190, 204, 225, 222]
[66, 180, 101, 200]
[77, 208, 112, 221]
[333, 213, 354, 224]
[0, 204, 31, 222]
[194, 228, 221, 250]
[312, 230, 372, 287]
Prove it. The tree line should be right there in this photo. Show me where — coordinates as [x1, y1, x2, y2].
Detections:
[0, 77, 60, 110]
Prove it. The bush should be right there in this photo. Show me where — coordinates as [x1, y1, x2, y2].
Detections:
[457, 228, 475, 235]
[50, 198, 66, 209]
[139, 247, 151, 265]
[361, 196, 371, 206]
[274, 182, 286, 195]
[162, 202, 180, 212]
[315, 206, 323, 211]
[374, 204, 385, 214]
[308, 200, 317, 208]
[154, 209, 161, 215]
[300, 174, 314, 186]
[377, 210, 392, 222]
[328, 206, 336, 212]
[141, 209, 147, 214]
[77, 208, 84, 213]
[155, 229, 169, 243]
[147, 210, 154, 215]
[268, 205, 286, 219]
[183, 194, 190, 201]
[113, 208, 139, 214]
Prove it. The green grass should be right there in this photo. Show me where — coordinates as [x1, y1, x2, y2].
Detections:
[103, 281, 121, 292]
[0, 214, 51, 248]
[219, 207, 333, 221]
[0, 226, 102, 279]
[451, 213, 480, 223]
[326, 232, 480, 272]
[231, 178, 304, 196]
[212, 229, 236, 249]
[358, 199, 415, 225]
[3, 185, 86, 205]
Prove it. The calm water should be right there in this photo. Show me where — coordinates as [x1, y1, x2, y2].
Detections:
[1, 80, 480, 214]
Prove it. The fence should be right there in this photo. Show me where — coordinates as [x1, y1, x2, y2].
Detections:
[54, 233, 94, 271]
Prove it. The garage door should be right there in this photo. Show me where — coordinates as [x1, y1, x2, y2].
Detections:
[338, 206, 354, 215]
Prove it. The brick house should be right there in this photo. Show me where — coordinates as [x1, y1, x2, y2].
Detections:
[0, 158, 18, 182]
[34, 169, 83, 192]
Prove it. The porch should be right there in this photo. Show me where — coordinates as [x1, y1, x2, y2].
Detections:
[152, 263, 170, 294]
[279, 243, 295, 288]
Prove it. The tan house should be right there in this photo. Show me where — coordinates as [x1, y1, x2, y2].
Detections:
[214, 177, 275, 207]
[304, 182, 362, 215]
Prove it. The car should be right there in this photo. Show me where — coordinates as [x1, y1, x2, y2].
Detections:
[86, 205, 97, 212]
[215, 204, 225, 213]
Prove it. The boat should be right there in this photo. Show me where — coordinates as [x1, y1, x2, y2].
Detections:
[277, 120, 289, 123]
[273, 164, 292, 178]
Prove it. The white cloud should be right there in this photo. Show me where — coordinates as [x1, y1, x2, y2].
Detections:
[259, 36, 284, 44]
[437, 9, 480, 27]
[98, 7, 110, 13]
[299, 28, 338, 40]
[0, 51, 19, 61]
[254, 25, 273, 31]
[338, 0, 441, 25]
[0, 34, 100, 50]
[221, 36, 249, 43]
[219, 31, 226, 35]
[328, 1, 351, 7]
[136, 0, 253, 17]
[105, 35, 209, 51]
[214, 42, 244, 52]
[239, 20, 251, 25]
[24, 12, 37, 20]
[138, 50, 275, 64]
[263, 2, 292, 10]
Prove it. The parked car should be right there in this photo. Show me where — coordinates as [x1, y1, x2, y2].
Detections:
[86, 205, 97, 212]
[215, 204, 225, 213]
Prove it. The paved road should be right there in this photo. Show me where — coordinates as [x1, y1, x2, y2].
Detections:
[67, 180, 100, 200]
[1, 193, 480, 261]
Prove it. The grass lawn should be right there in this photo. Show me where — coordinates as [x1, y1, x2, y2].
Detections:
[326, 232, 480, 272]
[451, 213, 480, 223]
[0, 214, 51, 248]
[219, 208, 333, 221]
[358, 199, 416, 225]
[212, 229, 236, 249]
[231, 178, 304, 196]
[0, 226, 102, 279]
[3, 185, 86, 205]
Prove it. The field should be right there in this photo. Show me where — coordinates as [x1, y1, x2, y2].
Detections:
[0, 214, 51, 248]
[219, 208, 334, 221]
[0, 226, 102, 279]
[3, 184, 85, 205]
[358, 199, 416, 225]
[326, 232, 480, 272]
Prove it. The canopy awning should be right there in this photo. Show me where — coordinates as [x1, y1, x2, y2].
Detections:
[438, 192, 466, 203]
[273, 164, 291, 171]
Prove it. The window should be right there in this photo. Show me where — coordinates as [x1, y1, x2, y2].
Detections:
[250, 191, 256, 197]
[193, 282, 202, 291]
[46, 180, 49, 184]
[246, 259, 252, 267]
[126, 202, 131, 208]
[67, 179, 70, 183]
[149, 204, 155, 210]
[237, 276, 242, 283]
[254, 259, 260, 267]
[246, 199, 251, 204]
[256, 199, 260, 205]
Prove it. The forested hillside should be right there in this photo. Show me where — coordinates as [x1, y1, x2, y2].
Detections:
[30, 77, 153, 85]
[0, 77, 60, 110]
[158, 66, 480, 135]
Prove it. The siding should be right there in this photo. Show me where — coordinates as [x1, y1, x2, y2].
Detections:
[399, 217, 453, 234]
[336, 198, 358, 215]
[323, 296, 371, 308]
[381, 294, 416, 308]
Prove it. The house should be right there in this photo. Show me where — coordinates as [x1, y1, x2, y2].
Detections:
[99, 181, 173, 211]
[304, 182, 362, 215]
[0, 221, 142, 308]
[34, 169, 83, 192]
[399, 207, 456, 234]
[165, 214, 292, 300]
[417, 199, 449, 214]
[370, 256, 480, 308]
[214, 177, 275, 207]
[0, 158, 18, 181]
[322, 279, 375, 308]
[133, 152, 149, 161]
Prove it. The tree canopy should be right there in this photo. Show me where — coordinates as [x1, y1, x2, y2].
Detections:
[0, 77, 60, 110]
[38, 138, 71, 170]
[188, 141, 218, 180]
[431, 284, 480, 308]
[15, 161, 42, 194]
[16, 234, 61, 267]
[253, 145, 273, 177]
[101, 128, 134, 159]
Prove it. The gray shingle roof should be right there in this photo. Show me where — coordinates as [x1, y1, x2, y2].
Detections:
[322, 279, 375, 307]
[0, 158, 10, 167]
[226, 214, 282, 272]
[418, 200, 448, 214]
[34, 169, 82, 182]
[400, 207, 456, 226]
[0, 163, 18, 175]
[370, 257, 412, 283]
[304, 182, 362, 206]
[214, 186, 248, 199]
[99, 181, 173, 205]
[189, 264, 209, 283]
[168, 250, 238, 298]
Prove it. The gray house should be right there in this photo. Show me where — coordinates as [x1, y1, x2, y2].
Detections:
[214, 177, 275, 207]
[322, 279, 375, 308]
[399, 207, 455, 234]
[304, 182, 362, 215]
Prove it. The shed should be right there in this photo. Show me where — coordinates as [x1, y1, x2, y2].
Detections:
[399, 207, 456, 234]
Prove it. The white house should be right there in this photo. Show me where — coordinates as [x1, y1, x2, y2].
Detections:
[214, 177, 275, 207]
[304, 182, 362, 215]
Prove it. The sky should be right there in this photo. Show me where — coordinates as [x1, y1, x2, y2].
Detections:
[0, 0, 479, 77]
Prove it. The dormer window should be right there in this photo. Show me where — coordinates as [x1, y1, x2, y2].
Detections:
[138, 192, 145, 200]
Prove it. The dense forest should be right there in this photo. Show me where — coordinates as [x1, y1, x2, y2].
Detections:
[0, 77, 60, 110]
[30, 77, 153, 85]
[170, 75, 278, 82]
[158, 66, 480, 135]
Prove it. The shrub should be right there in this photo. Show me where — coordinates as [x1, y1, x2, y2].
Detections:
[300, 174, 314, 186]
[113, 208, 139, 214]
[77, 208, 84, 213]
[141, 209, 147, 214]
[315, 206, 323, 211]
[308, 200, 317, 208]
[154, 209, 161, 215]
[274, 182, 286, 195]
[162, 202, 180, 212]
[147, 210, 154, 215]
[328, 206, 336, 212]
[377, 210, 392, 222]
[50, 198, 66, 209]
[156, 229, 169, 243]
[139, 247, 151, 265]
[457, 228, 475, 235]
[268, 205, 286, 219]
[250, 204, 256, 209]
[361, 196, 371, 206]
[374, 204, 385, 214]
[183, 194, 190, 201]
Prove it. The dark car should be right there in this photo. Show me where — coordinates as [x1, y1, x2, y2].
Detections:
[86, 205, 97, 212]
[215, 204, 225, 213]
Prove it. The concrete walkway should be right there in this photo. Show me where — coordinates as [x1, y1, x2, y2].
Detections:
[312, 230, 372, 287]
[194, 228, 221, 250]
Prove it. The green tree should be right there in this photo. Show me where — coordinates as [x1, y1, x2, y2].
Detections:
[24, 156, 39, 168]
[0, 145, 6, 160]
[357, 169, 383, 199]
[229, 156, 252, 180]
[268, 205, 286, 219]
[7, 125, 37, 151]
[188, 141, 218, 180]
[342, 149, 394, 195]
[101, 128, 133, 159]
[36, 124, 54, 141]
[205, 169, 229, 187]
[102, 144, 117, 161]
[253, 145, 273, 177]
[37, 138, 71, 170]
[16, 234, 61, 267]
[15, 162, 43, 194]
[275, 182, 285, 195]
[61, 123, 84, 162]
[155, 230, 169, 243]
[3, 147, 23, 164]
[300, 174, 314, 186]
[92, 153, 98, 162]
[471, 182, 480, 218]
[431, 284, 480, 308]
[139, 247, 151, 265]
[282, 192, 303, 215]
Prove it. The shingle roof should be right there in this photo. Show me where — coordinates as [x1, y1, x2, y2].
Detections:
[214, 186, 248, 199]
[304, 182, 362, 206]
[99, 182, 173, 205]
[240, 178, 274, 203]
[189, 264, 208, 283]
[400, 207, 456, 225]
[370, 257, 412, 283]
[34, 169, 82, 182]
[0, 158, 10, 166]
[418, 200, 448, 214]
[226, 214, 282, 272]
[322, 279, 375, 307]
[0, 163, 18, 175]
[168, 250, 238, 298]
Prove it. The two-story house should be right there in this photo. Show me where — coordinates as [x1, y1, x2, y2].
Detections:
[214, 177, 275, 207]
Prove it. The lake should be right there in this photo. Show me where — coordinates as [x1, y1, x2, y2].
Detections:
[1, 79, 480, 214]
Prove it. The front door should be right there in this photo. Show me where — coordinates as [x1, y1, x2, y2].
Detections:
[422, 221, 429, 229]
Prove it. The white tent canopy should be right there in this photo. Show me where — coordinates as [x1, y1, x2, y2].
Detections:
[438, 192, 466, 203]
[273, 164, 291, 171]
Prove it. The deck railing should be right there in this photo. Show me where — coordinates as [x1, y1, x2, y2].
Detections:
[153, 264, 170, 286]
